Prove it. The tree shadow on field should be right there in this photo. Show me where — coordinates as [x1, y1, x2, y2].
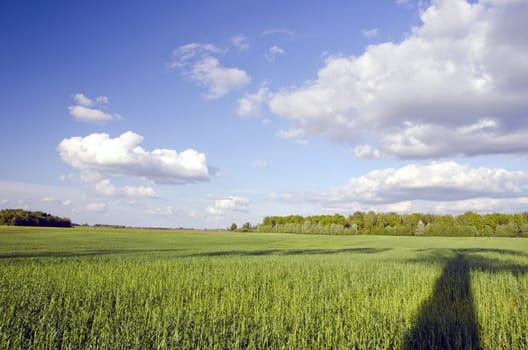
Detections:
[1, 247, 390, 260]
[186, 247, 390, 258]
[403, 249, 528, 350]
[284, 247, 391, 255]
[0, 248, 184, 259]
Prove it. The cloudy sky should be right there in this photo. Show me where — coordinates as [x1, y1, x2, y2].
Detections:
[1, 0, 528, 228]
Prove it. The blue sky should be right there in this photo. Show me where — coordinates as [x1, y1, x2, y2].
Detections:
[1, 0, 528, 228]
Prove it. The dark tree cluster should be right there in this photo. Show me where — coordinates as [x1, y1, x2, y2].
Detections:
[0, 209, 71, 227]
[257, 211, 528, 237]
[229, 222, 253, 232]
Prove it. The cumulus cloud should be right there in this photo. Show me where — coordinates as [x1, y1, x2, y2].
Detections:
[271, 161, 528, 212]
[73, 93, 96, 107]
[95, 179, 157, 198]
[124, 186, 157, 198]
[354, 144, 382, 159]
[188, 57, 250, 98]
[265, 46, 286, 62]
[231, 34, 249, 50]
[206, 196, 249, 216]
[171, 43, 250, 99]
[268, 0, 528, 158]
[58, 131, 210, 184]
[68, 93, 120, 123]
[68, 106, 115, 123]
[237, 85, 270, 117]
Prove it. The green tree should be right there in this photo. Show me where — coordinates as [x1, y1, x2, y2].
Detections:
[240, 222, 252, 232]
[495, 222, 518, 237]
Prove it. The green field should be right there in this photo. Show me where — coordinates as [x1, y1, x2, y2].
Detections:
[1, 226, 527, 349]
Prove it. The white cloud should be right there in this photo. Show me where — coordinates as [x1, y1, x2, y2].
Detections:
[95, 179, 117, 196]
[171, 43, 250, 99]
[252, 160, 269, 168]
[95, 179, 157, 198]
[354, 144, 382, 159]
[206, 196, 249, 216]
[265, 45, 286, 62]
[147, 206, 178, 216]
[68, 105, 115, 123]
[230, 34, 249, 50]
[95, 96, 109, 105]
[170, 43, 221, 64]
[85, 202, 107, 213]
[0, 181, 78, 209]
[297, 197, 528, 216]
[73, 93, 95, 107]
[361, 28, 379, 38]
[268, 0, 528, 158]
[58, 131, 210, 184]
[188, 57, 250, 99]
[72, 93, 110, 107]
[431, 196, 528, 214]
[275, 128, 306, 139]
[124, 185, 157, 198]
[237, 85, 270, 117]
[79, 170, 104, 183]
[68, 93, 119, 123]
[60, 170, 103, 184]
[272, 161, 528, 210]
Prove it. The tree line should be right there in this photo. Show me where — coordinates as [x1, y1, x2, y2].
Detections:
[0, 209, 72, 227]
[256, 211, 528, 237]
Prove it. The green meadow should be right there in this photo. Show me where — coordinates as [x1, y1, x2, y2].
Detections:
[1, 226, 527, 349]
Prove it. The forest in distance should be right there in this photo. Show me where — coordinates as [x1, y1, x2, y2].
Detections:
[256, 211, 528, 237]
[0, 209, 71, 227]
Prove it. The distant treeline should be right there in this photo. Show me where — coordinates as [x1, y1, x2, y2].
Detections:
[257, 212, 528, 237]
[0, 209, 71, 227]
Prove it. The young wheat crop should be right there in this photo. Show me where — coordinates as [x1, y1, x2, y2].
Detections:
[0, 227, 527, 349]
